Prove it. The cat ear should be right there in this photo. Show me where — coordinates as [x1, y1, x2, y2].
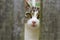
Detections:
[25, 0, 30, 11]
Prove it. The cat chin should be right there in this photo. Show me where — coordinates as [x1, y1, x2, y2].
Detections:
[27, 25, 39, 30]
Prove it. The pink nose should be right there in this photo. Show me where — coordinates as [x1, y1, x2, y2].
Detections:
[32, 21, 36, 24]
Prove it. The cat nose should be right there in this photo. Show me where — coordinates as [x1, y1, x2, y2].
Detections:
[32, 21, 36, 24]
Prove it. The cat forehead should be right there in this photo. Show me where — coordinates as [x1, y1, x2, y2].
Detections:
[31, 7, 39, 15]
[25, 7, 40, 16]
[31, 11, 38, 16]
[25, 10, 39, 17]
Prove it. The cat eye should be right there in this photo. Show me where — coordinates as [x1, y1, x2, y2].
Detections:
[37, 14, 40, 19]
[25, 13, 32, 18]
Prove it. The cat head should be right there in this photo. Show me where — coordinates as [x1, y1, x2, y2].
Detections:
[25, 7, 40, 29]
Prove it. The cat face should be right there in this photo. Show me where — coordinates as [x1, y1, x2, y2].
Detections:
[25, 7, 40, 29]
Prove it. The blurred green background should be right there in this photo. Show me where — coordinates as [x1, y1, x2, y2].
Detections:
[0, 0, 60, 40]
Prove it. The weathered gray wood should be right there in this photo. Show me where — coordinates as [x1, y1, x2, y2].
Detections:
[13, 0, 24, 40]
[41, 0, 60, 40]
[0, 0, 13, 40]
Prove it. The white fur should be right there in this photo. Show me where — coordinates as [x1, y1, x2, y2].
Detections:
[24, 11, 40, 40]
[25, 24, 40, 40]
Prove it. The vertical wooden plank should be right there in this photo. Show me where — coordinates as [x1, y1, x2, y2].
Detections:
[39, 0, 43, 40]
[13, 0, 24, 40]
